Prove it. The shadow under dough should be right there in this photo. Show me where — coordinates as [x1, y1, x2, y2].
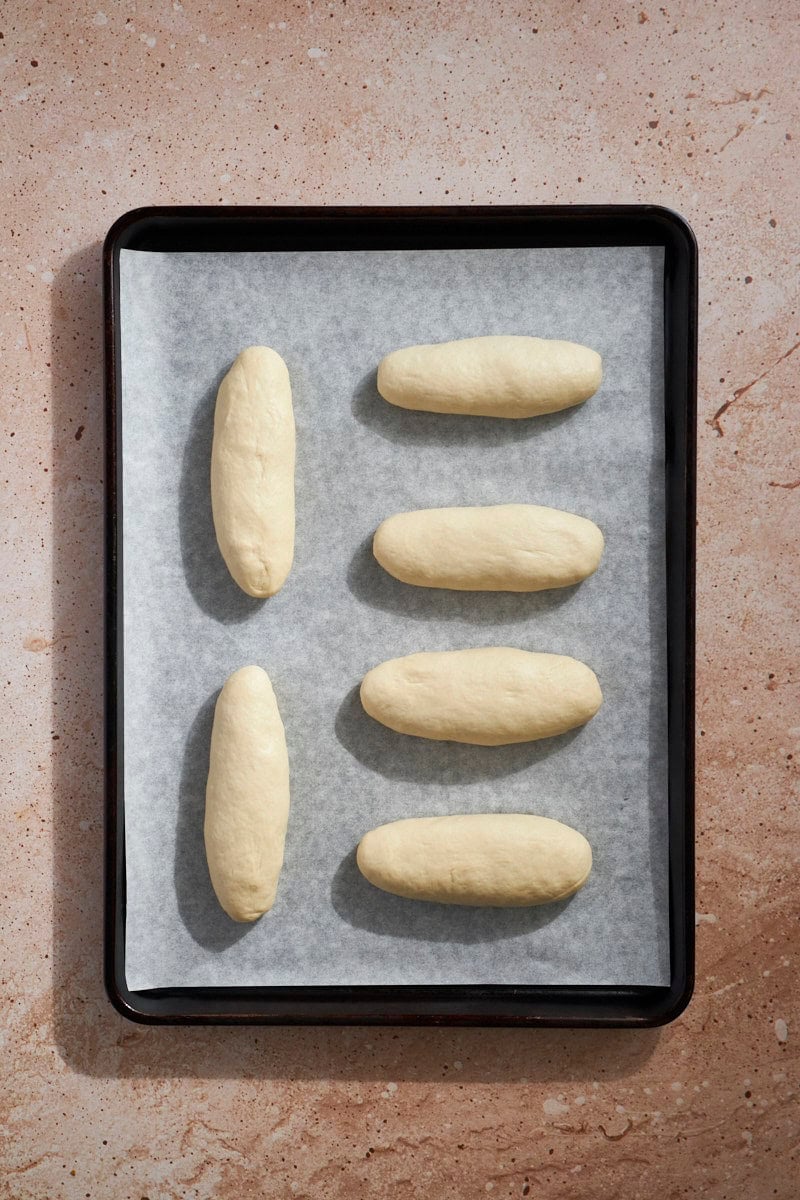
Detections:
[351, 368, 581, 446]
[347, 534, 581, 624]
[334, 684, 583, 785]
[178, 375, 267, 623]
[173, 689, 254, 952]
[331, 848, 573, 944]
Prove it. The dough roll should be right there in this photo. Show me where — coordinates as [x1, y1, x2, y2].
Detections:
[204, 665, 290, 922]
[373, 503, 604, 592]
[211, 345, 295, 597]
[360, 648, 602, 745]
[376, 335, 602, 418]
[357, 814, 593, 906]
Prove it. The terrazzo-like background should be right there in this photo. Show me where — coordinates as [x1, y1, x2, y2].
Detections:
[1, 1, 797, 1196]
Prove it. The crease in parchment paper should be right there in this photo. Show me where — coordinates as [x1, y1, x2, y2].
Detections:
[119, 245, 669, 990]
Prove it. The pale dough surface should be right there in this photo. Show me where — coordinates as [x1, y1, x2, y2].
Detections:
[357, 814, 593, 907]
[373, 503, 604, 592]
[376, 334, 602, 418]
[210, 345, 295, 597]
[360, 647, 602, 745]
[204, 665, 290, 922]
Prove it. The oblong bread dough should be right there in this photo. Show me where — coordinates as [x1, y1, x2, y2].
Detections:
[211, 346, 295, 597]
[204, 665, 290, 922]
[357, 814, 592, 906]
[376, 335, 602, 418]
[360, 647, 602, 745]
[373, 503, 604, 592]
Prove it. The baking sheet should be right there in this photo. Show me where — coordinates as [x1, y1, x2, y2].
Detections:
[119, 244, 669, 990]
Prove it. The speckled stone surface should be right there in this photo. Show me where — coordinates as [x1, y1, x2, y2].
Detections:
[1, 1, 797, 1196]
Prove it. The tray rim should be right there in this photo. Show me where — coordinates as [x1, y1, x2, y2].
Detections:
[104, 204, 697, 1027]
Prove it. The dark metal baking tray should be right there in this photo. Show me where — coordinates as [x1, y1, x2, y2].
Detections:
[104, 205, 696, 1026]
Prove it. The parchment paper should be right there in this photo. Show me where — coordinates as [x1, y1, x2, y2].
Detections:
[120, 244, 669, 990]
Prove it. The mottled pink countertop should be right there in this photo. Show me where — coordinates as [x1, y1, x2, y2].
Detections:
[2, 1, 797, 1196]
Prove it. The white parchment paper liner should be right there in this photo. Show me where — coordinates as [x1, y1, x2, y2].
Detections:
[119, 244, 669, 989]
